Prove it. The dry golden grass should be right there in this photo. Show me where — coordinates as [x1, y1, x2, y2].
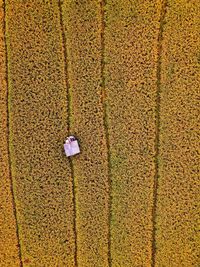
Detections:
[61, 1, 110, 266]
[5, 1, 76, 266]
[0, 3, 21, 266]
[104, 1, 162, 266]
[156, 1, 200, 266]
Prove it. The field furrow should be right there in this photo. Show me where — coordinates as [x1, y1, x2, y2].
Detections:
[104, 1, 162, 266]
[5, 1, 76, 266]
[155, 1, 200, 266]
[60, 1, 110, 266]
[152, 1, 167, 265]
[0, 2, 21, 266]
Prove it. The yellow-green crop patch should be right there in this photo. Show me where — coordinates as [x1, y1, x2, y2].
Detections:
[104, 1, 162, 266]
[5, 1, 76, 266]
[155, 1, 200, 266]
[61, 1, 110, 266]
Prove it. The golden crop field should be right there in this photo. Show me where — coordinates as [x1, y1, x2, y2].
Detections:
[0, 0, 199, 267]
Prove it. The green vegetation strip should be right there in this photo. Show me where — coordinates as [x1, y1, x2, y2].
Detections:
[155, 1, 200, 266]
[0, 2, 21, 266]
[6, 1, 76, 266]
[61, 1, 110, 266]
[104, 1, 162, 266]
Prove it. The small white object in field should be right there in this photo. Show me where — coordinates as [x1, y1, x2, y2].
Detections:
[64, 136, 80, 157]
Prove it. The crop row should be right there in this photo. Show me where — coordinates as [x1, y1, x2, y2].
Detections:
[104, 1, 163, 266]
[5, 1, 76, 266]
[0, 2, 21, 266]
[61, 1, 110, 266]
[155, 1, 200, 266]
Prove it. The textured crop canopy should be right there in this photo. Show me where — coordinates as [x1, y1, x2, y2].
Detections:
[64, 136, 80, 157]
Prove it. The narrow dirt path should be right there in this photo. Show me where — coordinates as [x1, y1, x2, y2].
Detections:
[100, 0, 112, 266]
[151, 1, 167, 266]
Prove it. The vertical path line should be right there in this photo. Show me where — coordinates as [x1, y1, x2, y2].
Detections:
[151, 1, 167, 267]
[100, 1, 112, 266]
[58, 1, 78, 266]
[3, 0, 23, 266]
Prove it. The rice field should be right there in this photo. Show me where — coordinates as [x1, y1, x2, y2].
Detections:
[0, 0, 199, 266]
